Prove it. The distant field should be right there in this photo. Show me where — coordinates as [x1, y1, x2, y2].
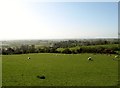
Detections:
[57, 44, 119, 52]
[2, 53, 118, 86]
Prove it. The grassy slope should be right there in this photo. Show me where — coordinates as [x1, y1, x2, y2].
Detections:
[2, 53, 118, 86]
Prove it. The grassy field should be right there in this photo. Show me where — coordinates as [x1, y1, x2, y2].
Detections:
[2, 53, 118, 86]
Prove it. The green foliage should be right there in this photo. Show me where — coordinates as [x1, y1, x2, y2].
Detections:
[62, 48, 72, 54]
[57, 44, 119, 54]
[2, 39, 119, 55]
[53, 39, 118, 48]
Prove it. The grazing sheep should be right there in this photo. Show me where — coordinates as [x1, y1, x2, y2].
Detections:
[113, 55, 119, 60]
[115, 55, 118, 58]
[28, 57, 30, 59]
[88, 57, 93, 61]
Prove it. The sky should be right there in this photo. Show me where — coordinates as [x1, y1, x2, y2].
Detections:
[0, 0, 118, 40]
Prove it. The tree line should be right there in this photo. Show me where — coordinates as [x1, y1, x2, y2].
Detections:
[2, 40, 120, 55]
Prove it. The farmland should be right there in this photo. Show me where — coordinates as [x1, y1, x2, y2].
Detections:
[57, 44, 118, 52]
[2, 53, 118, 86]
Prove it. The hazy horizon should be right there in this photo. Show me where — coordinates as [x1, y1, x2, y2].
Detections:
[0, 1, 118, 40]
[0, 37, 118, 42]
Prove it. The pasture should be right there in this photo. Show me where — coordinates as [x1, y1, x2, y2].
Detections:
[2, 53, 118, 86]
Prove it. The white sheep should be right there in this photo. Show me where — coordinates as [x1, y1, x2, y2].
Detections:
[28, 57, 30, 59]
[113, 55, 119, 60]
[115, 55, 118, 58]
[88, 57, 92, 61]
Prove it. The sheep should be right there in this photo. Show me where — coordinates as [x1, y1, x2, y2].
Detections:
[115, 55, 118, 58]
[28, 57, 30, 59]
[88, 57, 93, 61]
[113, 55, 119, 60]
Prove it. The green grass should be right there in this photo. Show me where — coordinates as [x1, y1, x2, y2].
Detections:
[2, 53, 118, 86]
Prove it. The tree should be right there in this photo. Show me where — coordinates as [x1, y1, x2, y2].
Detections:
[62, 48, 72, 54]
